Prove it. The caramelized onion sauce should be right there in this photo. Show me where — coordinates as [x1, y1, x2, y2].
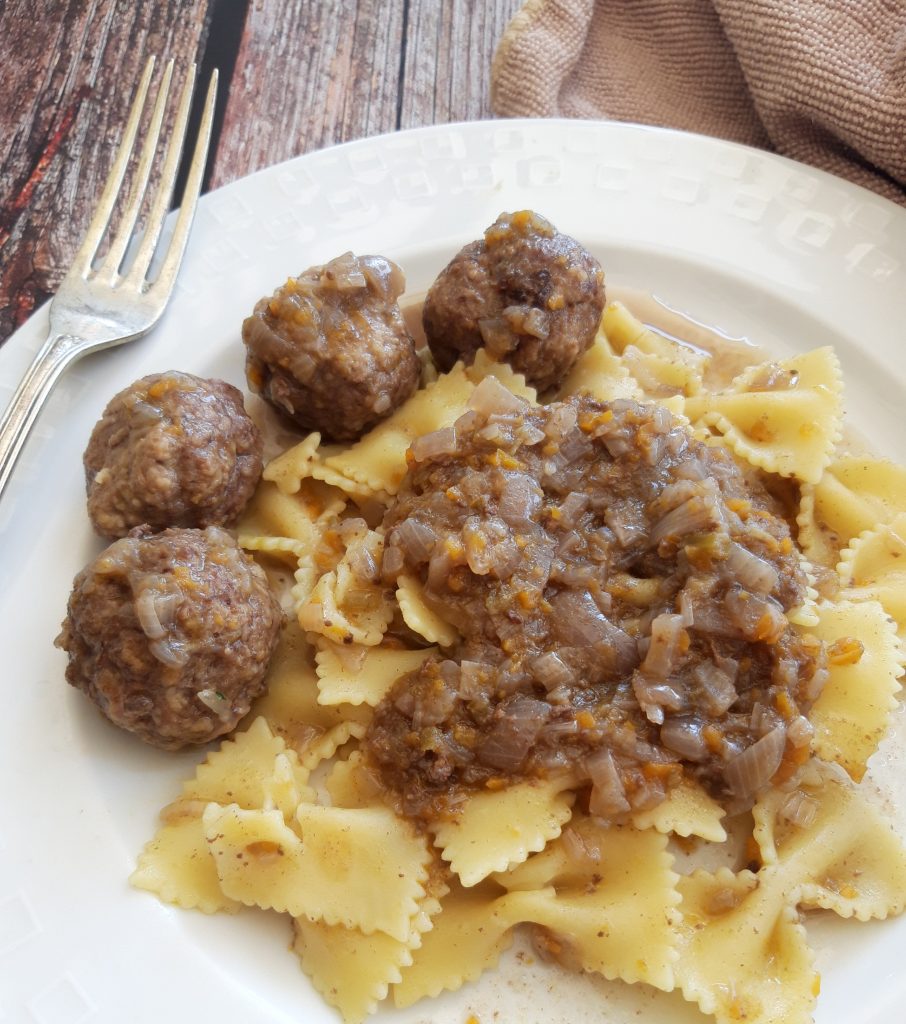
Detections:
[365, 295, 825, 823]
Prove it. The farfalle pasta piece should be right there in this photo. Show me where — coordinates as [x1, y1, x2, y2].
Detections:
[675, 866, 817, 1024]
[396, 573, 459, 647]
[805, 600, 903, 780]
[236, 479, 321, 547]
[393, 879, 514, 1008]
[292, 882, 446, 1024]
[601, 300, 708, 398]
[465, 348, 538, 402]
[130, 807, 240, 914]
[431, 777, 574, 887]
[131, 718, 310, 913]
[799, 457, 906, 566]
[264, 431, 385, 504]
[838, 512, 906, 638]
[557, 330, 644, 402]
[245, 621, 370, 767]
[262, 432, 322, 493]
[297, 526, 394, 645]
[685, 347, 842, 484]
[325, 751, 383, 810]
[493, 816, 680, 992]
[315, 639, 436, 706]
[203, 801, 433, 941]
[321, 363, 475, 496]
[753, 769, 906, 920]
[185, 715, 314, 814]
[631, 777, 727, 842]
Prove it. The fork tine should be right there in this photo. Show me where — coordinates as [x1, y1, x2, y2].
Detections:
[122, 64, 198, 290]
[141, 69, 218, 297]
[96, 59, 175, 282]
[68, 56, 156, 279]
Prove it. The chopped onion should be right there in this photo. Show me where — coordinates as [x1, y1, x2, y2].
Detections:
[632, 672, 684, 725]
[549, 591, 637, 671]
[197, 688, 232, 720]
[801, 663, 829, 702]
[392, 519, 437, 564]
[410, 427, 458, 463]
[724, 588, 786, 643]
[359, 254, 405, 299]
[462, 516, 519, 579]
[320, 251, 367, 290]
[532, 652, 574, 692]
[586, 749, 631, 818]
[561, 825, 601, 864]
[382, 544, 405, 578]
[604, 505, 647, 547]
[780, 789, 818, 829]
[660, 715, 709, 762]
[641, 613, 687, 679]
[348, 541, 380, 582]
[724, 542, 779, 594]
[478, 697, 550, 772]
[725, 727, 786, 798]
[411, 678, 457, 730]
[497, 473, 542, 527]
[148, 638, 190, 668]
[503, 304, 550, 339]
[458, 661, 487, 699]
[478, 316, 517, 356]
[557, 491, 590, 527]
[543, 403, 578, 441]
[787, 714, 813, 748]
[468, 376, 527, 416]
[650, 494, 721, 547]
[693, 661, 738, 716]
[135, 588, 167, 640]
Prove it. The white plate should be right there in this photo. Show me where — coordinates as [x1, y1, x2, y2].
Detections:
[1, 119, 905, 1024]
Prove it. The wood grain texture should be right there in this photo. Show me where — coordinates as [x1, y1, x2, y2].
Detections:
[0, 0, 212, 341]
[0, 0, 522, 344]
[208, 0, 407, 190]
[399, 0, 521, 129]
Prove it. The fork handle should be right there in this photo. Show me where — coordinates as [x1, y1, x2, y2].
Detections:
[0, 331, 85, 503]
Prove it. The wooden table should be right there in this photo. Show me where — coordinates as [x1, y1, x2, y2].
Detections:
[0, 0, 521, 345]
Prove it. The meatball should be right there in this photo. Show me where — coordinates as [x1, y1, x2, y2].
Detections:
[84, 371, 263, 539]
[56, 526, 283, 750]
[422, 210, 606, 391]
[242, 252, 420, 442]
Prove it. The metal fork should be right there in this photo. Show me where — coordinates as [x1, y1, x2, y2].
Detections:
[0, 56, 217, 501]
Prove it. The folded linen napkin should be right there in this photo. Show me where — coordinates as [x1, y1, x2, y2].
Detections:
[491, 0, 906, 206]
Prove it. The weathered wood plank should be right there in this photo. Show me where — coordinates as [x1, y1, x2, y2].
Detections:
[208, 0, 406, 190]
[399, 0, 520, 128]
[0, 0, 212, 341]
[0, 0, 519, 345]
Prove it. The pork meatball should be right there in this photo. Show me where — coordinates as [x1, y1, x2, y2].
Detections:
[242, 252, 420, 442]
[56, 526, 283, 750]
[84, 371, 263, 539]
[422, 210, 606, 391]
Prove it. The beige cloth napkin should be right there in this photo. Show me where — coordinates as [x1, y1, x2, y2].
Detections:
[492, 0, 906, 206]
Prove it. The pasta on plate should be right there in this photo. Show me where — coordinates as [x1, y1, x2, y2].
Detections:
[131, 297, 906, 1024]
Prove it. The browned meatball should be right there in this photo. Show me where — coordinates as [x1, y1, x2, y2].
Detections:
[84, 371, 263, 539]
[422, 211, 606, 391]
[242, 252, 420, 442]
[56, 526, 283, 750]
